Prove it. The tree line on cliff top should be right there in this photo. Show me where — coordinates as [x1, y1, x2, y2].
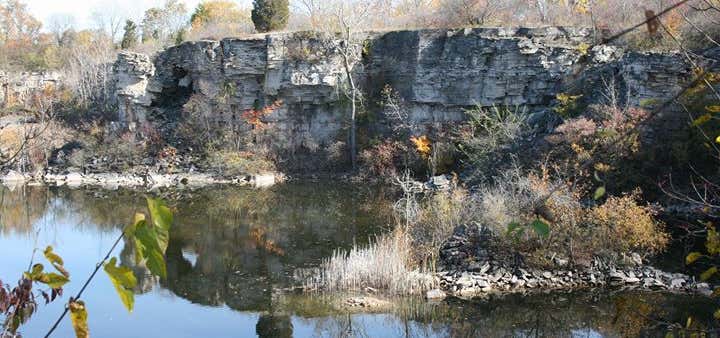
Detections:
[0, 0, 717, 72]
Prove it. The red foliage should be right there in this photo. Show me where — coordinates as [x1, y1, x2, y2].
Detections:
[0, 278, 38, 333]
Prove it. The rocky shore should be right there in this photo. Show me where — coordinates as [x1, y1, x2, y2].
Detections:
[432, 262, 711, 300]
[0, 169, 282, 190]
[428, 223, 713, 300]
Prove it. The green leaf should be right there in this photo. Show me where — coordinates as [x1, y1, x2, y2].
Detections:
[707, 105, 720, 113]
[126, 215, 147, 266]
[69, 300, 89, 338]
[144, 246, 167, 280]
[507, 222, 522, 235]
[134, 221, 167, 279]
[39, 272, 69, 289]
[701, 266, 718, 281]
[686, 252, 703, 265]
[593, 186, 606, 200]
[104, 257, 137, 312]
[123, 213, 145, 237]
[715, 309, 720, 320]
[530, 219, 550, 238]
[147, 198, 173, 252]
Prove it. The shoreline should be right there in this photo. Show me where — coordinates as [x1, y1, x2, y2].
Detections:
[434, 263, 712, 300]
[298, 264, 713, 301]
[0, 169, 283, 190]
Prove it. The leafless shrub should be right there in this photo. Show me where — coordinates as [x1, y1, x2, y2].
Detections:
[60, 33, 116, 112]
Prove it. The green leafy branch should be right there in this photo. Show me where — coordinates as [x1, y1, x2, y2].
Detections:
[507, 218, 551, 239]
[44, 197, 173, 338]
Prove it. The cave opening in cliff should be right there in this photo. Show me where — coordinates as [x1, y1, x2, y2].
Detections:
[152, 66, 193, 116]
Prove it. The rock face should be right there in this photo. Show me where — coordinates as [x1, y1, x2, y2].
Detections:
[113, 27, 709, 168]
[365, 27, 593, 119]
[0, 71, 61, 109]
[114, 52, 155, 131]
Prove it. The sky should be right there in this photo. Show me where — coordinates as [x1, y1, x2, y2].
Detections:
[25, 0, 252, 31]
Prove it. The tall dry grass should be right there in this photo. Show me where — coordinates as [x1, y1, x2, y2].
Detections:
[305, 228, 436, 295]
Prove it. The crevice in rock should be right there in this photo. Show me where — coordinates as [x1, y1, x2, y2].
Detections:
[151, 66, 193, 114]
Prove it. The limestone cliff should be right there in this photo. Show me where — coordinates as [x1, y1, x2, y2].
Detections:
[0, 71, 60, 110]
[113, 27, 706, 166]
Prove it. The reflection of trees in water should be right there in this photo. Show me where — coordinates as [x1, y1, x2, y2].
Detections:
[0, 186, 51, 235]
[55, 189, 144, 230]
[0, 186, 145, 235]
[2, 183, 393, 337]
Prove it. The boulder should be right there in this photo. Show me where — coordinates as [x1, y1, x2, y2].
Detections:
[440, 222, 494, 270]
[252, 173, 277, 188]
[425, 289, 447, 300]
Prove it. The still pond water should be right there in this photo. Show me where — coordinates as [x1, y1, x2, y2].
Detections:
[0, 183, 716, 337]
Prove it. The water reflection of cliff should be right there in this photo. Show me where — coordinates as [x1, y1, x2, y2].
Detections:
[1, 183, 394, 306]
[159, 183, 393, 311]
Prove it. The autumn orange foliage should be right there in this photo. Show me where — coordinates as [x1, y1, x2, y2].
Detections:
[410, 135, 432, 159]
[240, 100, 283, 129]
[250, 228, 285, 256]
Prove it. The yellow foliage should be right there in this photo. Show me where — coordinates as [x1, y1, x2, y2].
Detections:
[74, 30, 95, 47]
[692, 113, 712, 126]
[577, 42, 590, 55]
[190, 0, 250, 29]
[554, 93, 583, 117]
[593, 162, 612, 173]
[706, 224, 720, 255]
[573, 0, 591, 14]
[589, 191, 669, 254]
[410, 135, 432, 158]
[69, 300, 89, 338]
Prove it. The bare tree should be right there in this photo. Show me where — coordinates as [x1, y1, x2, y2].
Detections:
[46, 13, 75, 45]
[91, 0, 128, 42]
[61, 31, 117, 111]
[303, 0, 384, 169]
[140, 0, 188, 46]
[440, 0, 503, 26]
